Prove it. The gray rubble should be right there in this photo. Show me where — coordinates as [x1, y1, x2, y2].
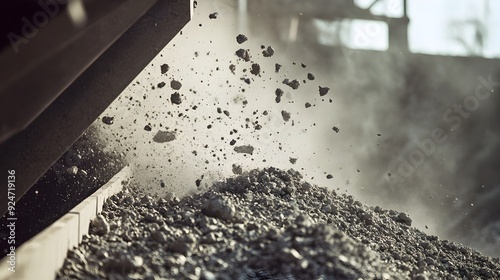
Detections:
[58, 168, 500, 280]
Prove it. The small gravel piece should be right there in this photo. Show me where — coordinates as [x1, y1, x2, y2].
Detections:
[170, 80, 182, 90]
[202, 195, 235, 221]
[160, 64, 169, 74]
[66, 166, 78, 175]
[281, 110, 291, 122]
[234, 145, 254, 155]
[235, 49, 250, 62]
[307, 73, 315, 80]
[236, 34, 248, 44]
[305, 102, 312, 108]
[275, 88, 284, 103]
[250, 63, 260, 75]
[394, 212, 413, 226]
[101, 116, 114, 125]
[209, 12, 218, 19]
[319, 86, 330, 96]
[262, 46, 274, 57]
[333, 126, 340, 133]
[283, 79, 300, 90]
[289, 79, 300, 90]
[275, 63, 282, 73]
[232, 164, 242, 174]
[170, 92, 182, 105]
[90, 215, 109, 236]
[157, 82, 166, 88]
[152, 130, 176, 143]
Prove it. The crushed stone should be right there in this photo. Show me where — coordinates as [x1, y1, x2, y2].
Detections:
[153, 130, 176, 143]
[57, 168, 500, 280]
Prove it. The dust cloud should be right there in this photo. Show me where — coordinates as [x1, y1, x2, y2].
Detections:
[94, 0, 500, 257]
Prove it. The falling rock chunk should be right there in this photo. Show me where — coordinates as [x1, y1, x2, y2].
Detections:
[90, 215, 110, 236]
[289, 157, 297, 164]
[281, 110, 291, 122]
[157, 82, 166, 88]
[394, 212, 412, 226]
[250, 63, 260, 75]
[171, 92, 182, 105]
[171, 80, 182, 90]
[234, 145, 254, 155]
[275, 88, 284, 103]
[332, 126, 340, 133]
[229, 64, 236, 74]
[319, 86, 330, 96]
[307, 73, 315, 80]
[326, 174, 333, 179]
[289, 79, 300, 90]
[209, 12, 218, 19]
[66, 166, 78, 175]
[305, 102, 312, 108]
[153, 130, 176, 143]
[160, 64, 169, 74]
[144, 124, 152, 131]
[232, 164, 242, 174]
[235, 48, 250, 62]
[275, 63, 282, 73]
[283, 79, 300, 90]
[236, 34, 248, 44]
[262, 46, 275, 57]
[202, 195, 235, 221]
[102, 116, 114, 125]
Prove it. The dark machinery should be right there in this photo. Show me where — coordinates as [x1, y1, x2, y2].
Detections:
[0, 0, 192, 216]
[248, 0, 409, 52]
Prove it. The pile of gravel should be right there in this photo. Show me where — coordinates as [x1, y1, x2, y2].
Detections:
[58, 168, 499, 280]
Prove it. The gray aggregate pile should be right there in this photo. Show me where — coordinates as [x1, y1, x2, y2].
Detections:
[58, 168, 500, 280]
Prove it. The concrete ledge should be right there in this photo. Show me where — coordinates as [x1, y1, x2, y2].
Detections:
[0, 166, 131, 280]
[70, 197, 97, 244]
[91, 166, 132, 213]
